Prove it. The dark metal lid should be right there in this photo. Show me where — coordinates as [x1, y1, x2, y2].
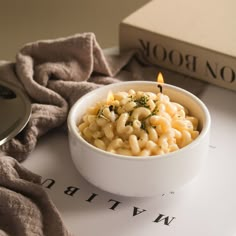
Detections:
[0, 80, 31, 146]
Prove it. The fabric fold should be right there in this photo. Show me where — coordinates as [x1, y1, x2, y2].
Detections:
[0, 154, 71, 236]
[1, 33, 134, 161]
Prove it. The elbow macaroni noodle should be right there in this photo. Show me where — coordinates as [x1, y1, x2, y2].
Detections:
[78, 89, 200, 156]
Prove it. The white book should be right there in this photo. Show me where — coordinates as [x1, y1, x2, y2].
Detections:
[119, 0, 236, 92]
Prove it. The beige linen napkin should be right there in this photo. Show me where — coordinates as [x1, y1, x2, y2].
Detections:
[0, 154, 71, 236]
[0, 33, 134, 162]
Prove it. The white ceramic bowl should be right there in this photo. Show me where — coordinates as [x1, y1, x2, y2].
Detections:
[67, 81, 211, 197]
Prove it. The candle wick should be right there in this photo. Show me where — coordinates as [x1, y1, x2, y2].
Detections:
[157, 84, 163, 93]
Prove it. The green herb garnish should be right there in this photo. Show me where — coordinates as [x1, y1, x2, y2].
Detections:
[134, 95, 150, 108]
[97, 108, 104, 117]
[140, 121, 146, 131]
[126, 120, 133, 126]
[152, 106, 159, 115]
[109, 105, 114, 111]
[97, 107, 109, 120]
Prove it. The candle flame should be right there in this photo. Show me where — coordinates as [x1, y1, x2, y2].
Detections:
[106, 90, 114, 103]
[157, 72, 164, 84]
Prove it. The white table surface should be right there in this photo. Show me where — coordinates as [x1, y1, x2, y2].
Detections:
[23, 83, 236, 236]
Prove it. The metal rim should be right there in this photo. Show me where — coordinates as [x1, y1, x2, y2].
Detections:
[0, 80, 31, 146]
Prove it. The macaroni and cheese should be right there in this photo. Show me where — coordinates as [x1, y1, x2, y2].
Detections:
[78, 89, 199, 156]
